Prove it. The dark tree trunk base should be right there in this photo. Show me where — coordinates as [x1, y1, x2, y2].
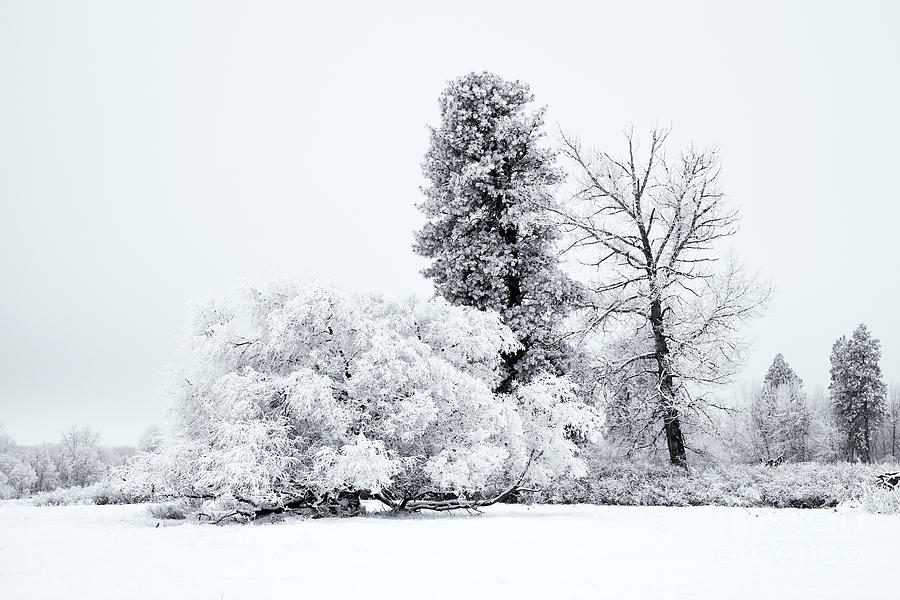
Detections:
[664, 414, 687, 469]
[216, 491, 364, 523]
[876, 471, 900, 490]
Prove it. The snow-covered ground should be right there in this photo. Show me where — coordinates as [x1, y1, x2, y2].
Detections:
[0, 501, 896, 599]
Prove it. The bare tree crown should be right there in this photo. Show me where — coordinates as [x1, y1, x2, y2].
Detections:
[552, 127, 768, 465]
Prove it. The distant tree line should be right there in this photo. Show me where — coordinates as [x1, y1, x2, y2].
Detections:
[0, 425, 136, 499]
[726, 324, 896, 465]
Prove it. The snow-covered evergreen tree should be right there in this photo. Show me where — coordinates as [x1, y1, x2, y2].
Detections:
[829, 324, 886, 463]
[414, 72, 578, 390]
[127, 281, 603, 516]
[749, 354, 811, 462]
[763, 353, 800, 388]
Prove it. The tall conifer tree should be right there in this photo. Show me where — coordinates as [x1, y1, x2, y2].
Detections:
[415, 72, 577, 391]
[830, 324, 886, 462]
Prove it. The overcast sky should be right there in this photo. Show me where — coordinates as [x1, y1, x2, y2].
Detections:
[1, 0, 897, 445]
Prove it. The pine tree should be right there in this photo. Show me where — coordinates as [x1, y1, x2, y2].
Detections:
[414, 72, 578, 391]
[829, 324, 887, 463]
[763, 353, 801, 388]
[751, 354, 810, 461]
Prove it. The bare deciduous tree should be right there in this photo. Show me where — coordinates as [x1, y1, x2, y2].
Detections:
[550, 127, 768, 467]
[879, 384, 900, 461]
[0, 424, 12, 454]
[60, 426, 104, 487]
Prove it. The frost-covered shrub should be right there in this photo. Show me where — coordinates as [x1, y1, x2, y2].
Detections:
[125, 281, 604, 513]
[31, 486, 95, 506]
[30, 477, 145, 506]
[753, 462, 871, 508]
[88, 478, 148, 505]
[860, 484, 900, 514]
[526, 460, 895, 508]
[148, 499, 197, 520]
[0, 452, 38, 498]
[0, 472, 15, 500]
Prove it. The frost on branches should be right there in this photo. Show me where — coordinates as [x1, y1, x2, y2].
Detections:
[414, 72, 580, 390]
[549, 128, 769, 468]
[126, 281, 603, 517]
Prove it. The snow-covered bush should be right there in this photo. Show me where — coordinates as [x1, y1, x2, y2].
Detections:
[31, 486, 93, 506]
[526, 458, 895, 508]
[30, 478, 142, 506]
[0, 450, 38, 498]
[125, 281, 604, 516]
[860, 484, 900, 514]
[148, 499, 198, 520]
[0, 472, 15, 500]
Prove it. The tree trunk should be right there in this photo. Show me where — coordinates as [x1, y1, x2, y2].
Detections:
[760, 430, 772, 461]
[663, 406, 687, 469]
[846, 426, 854, 462]
[497, 347, 524, 394]
[497, 223, 523, 394]
[891, 423, 898, 462]
[863, 402, 871, 463]
[649, 297, 688, 468]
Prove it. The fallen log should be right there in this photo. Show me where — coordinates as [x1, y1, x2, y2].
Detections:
[201, 491, 364, 523]
[876, 471, 900, 490]
[763, 454, 785, 467]
[374, 450, 542, 513]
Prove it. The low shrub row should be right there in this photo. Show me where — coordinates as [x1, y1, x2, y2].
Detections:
[28, 461, 900, 515]
[30, 479, 147, 507]
[525, 460, 900, 510]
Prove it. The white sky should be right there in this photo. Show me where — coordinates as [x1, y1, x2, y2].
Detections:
[1, 0, 898, 445]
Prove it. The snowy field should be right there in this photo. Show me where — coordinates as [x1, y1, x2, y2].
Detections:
[1, 501, 897, 600]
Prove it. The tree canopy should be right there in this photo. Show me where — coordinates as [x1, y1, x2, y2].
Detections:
[415, 72, 579, 390]
[127, 281, 603, 515]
